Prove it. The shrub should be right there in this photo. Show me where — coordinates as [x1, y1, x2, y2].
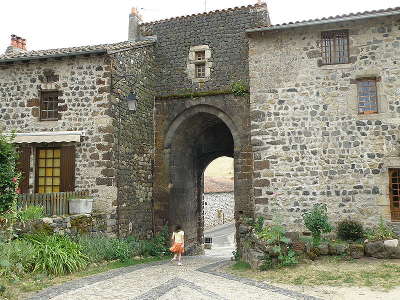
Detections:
[231, 81, 248, 96]
[138, 225, 170, 257]
[24, 234, 88, 276]
[302, 204, 333, 246]
[0, 239, 37, 279]
[337, 219, 364, 241]
[0, 133, 19, 214]
[366, 218, 398, 242]
[257, 222, 298, 270]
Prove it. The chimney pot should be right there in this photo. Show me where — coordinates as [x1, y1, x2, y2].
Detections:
[6, 34, 27, 54]
[10, 34, 17, 47]
[131, 7, 138, 16]
[22, 39, 27, 50]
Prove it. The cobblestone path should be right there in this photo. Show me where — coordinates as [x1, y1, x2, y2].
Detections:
[28, 256, 320, 300]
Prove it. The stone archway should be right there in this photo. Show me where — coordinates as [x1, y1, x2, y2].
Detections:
[153, 102, 254, 254]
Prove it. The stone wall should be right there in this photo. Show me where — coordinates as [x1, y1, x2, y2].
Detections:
[108, 46, 156, 238]
[204, 192, 234, 229]
[140, 3, 270, 96]
[13, 213, 117, 236]
[0, 55, 117, 214]
[248, 15, 400, 230]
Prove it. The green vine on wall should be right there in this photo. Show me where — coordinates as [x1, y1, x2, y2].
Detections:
[231, 81, 249, 96]
[156, 80, 249, 100]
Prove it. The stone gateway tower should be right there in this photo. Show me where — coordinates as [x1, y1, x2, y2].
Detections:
[135, 3, 270, 252]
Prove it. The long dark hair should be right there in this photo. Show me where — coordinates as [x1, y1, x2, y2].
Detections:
[174, 224, 182, 232]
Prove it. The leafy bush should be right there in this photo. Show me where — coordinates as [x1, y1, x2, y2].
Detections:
[24, 234, 88, 276]
[231, 81, 248, 96]
[232, 250, 241, 261]
[138, 225, 170, 257]
[337, 219, 364, 241]
[257, 222, 298, 270]
[366, 218, 397, 241]
[302, 204, 333, 246]
[0, 239, 36, 279]
[0, 133, 19, 214]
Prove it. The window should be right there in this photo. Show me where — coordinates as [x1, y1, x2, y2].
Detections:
[389, 169, 400, 221]
[195, 51, 205, 61]
[357, 78, 378, 114]
[195, 64, 206, 78]
[40, 91, 59, 120]
[187, 45, 212, 82]
[321, 30, 349, 65]
[36, 148, 61, 193]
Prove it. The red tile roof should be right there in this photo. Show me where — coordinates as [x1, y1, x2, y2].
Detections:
[204, 177, 234, 193]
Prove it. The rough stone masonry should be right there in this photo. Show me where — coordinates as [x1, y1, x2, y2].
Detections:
[248, 11, 400, 231]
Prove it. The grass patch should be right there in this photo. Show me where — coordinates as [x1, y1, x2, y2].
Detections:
[0, 256, 165, 300]
[231, 260, 251, 271]
[226, 256, 400, 291]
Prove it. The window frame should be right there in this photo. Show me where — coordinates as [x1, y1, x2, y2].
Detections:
[40, 90, 59, 121]
[195, 63, 206, 79]
[321, 30, 350, 65]
[35, 147, 62, 194]
[389, 168, 400, 221]
[356, 77, 378, 115]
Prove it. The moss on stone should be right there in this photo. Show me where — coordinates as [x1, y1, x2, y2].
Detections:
[70, 215, 93, 234]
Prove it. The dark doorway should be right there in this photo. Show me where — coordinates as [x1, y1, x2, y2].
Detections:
[166, 112, 234, 253]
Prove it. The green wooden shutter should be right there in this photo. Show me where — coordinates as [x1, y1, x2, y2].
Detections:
[17, 146, 31, 194]
[60, 146, 75, 192]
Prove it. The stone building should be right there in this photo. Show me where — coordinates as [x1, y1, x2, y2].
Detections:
[2, 2, 400, 248]
[0, 37, 156, 237]
[247, 7, 400, 231]
[204, 177, 234, 229]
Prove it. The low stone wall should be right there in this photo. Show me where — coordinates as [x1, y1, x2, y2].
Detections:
[204, 192, 234, 229]
[16, 213, 118, 236]
[238, 223, 400, 270]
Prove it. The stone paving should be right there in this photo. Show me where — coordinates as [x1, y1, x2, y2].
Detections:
[28, 256, 319, 300]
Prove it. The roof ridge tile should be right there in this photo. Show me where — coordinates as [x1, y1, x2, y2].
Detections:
[140, 3, 267, 26]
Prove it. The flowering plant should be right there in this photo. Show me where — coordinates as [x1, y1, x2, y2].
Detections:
[0, 133, 20, 214]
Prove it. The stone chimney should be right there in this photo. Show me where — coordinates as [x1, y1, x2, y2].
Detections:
[128, 8, 142, 42]
[5, 34, 27, 54]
